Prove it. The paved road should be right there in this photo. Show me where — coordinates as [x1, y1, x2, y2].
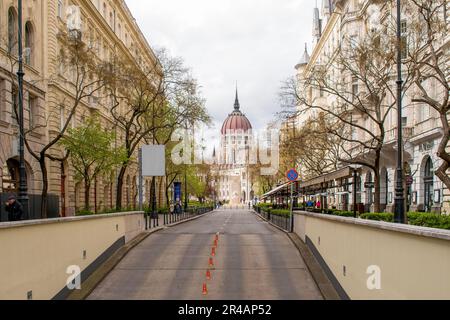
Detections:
[88, 210, 323, 300]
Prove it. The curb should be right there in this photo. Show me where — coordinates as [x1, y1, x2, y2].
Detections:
[252, 210, 341, 300]
[66, 211, 214, 300]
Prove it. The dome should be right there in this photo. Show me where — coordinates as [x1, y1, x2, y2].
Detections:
[221, 89, 253, 135]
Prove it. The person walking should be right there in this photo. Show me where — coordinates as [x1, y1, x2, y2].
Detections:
[5, 195, 23, 222]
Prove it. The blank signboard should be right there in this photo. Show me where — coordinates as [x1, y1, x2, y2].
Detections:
[141, 145, 166, 177]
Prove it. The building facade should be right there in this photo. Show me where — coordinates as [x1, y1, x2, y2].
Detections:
[213, 90, 256, 206]
[294, 0, 449, 214]
[0, 0, 160, 220]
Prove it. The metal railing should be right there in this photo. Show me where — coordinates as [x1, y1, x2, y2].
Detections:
[254, 206, 291, 231]
[146, 206, 214, 230]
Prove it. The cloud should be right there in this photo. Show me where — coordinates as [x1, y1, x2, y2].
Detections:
[126, 0, 315, 153]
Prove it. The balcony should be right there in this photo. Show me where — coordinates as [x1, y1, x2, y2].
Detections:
[385, 126, 414, 145]
[409, 117, 443, 144]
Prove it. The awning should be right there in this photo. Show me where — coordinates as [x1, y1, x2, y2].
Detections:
[301, 167, 353, 188]
[261, 182, 293, 199]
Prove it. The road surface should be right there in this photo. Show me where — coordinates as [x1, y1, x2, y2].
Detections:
[88, 209, 323, 300]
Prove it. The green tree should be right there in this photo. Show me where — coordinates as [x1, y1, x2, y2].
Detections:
[61, 116, 127, 211]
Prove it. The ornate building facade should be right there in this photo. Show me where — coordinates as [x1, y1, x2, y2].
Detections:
[293, 0, 449, 214]
[213, 90, 256, 205]
[0, 0, 160, 219]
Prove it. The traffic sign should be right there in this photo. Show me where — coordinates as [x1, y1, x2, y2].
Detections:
[406, 176, 414, 186]
[287, 169, 299, 182]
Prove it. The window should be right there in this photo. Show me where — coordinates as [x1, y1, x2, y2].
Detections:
[417, 105, 430, 123]
[400, 20, 407, 59]
[57, 0, 63, 18]
[352, 77, 359, 100]
[12, 90, 18, 126]
[60, 105, 65, 131]
[28, 94, 37, 129]
[402, 117, 408, 127]
[25, 22, 34, 65]
[8, 8, 17, 54]
[103, 3, 107, 17]
[349, 35, 357, 49]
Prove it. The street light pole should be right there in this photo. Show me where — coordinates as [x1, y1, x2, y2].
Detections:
[394, 0, 405, 224]
[17, 0, 29, 220]
[353, 168, 358, 218]
[184, 121, 189, 212]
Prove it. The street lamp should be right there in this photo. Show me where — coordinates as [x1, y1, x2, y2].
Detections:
[394, 0, 406, 224]
[349, 165, 362, 218]
[17, 0, 29, 220]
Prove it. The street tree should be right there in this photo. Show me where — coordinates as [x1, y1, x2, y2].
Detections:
[108, 48, 210, 210]
[60, 116, 127, 212]
[407, 0, 450, 191]
[6, 31, 110, 217]
[280, 6, 414, 212]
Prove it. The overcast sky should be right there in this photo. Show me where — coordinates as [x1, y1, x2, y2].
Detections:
[126, 0, 316, 150]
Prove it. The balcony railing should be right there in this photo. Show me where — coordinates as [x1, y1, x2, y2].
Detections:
[385, 126, 414, 143]
[414, 117, 441, 137]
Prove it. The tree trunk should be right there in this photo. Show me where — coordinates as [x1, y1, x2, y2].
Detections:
[39, 157, 48, 219]
[165, 176, 170, 207]
[116, 165, 126, 210]
[84, 180, 91, 212]
[373, 151, 381, 213]
[436, 113, 450, 191]
[94, 178, 97, 214]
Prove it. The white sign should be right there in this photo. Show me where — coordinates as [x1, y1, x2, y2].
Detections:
[142, 145, 166, 177]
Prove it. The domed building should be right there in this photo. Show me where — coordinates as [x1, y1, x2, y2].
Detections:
[213, 89, 256, 206]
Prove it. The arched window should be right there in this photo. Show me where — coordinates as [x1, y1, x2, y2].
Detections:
[423, 157, 434, 212]
[25, 22, 34, 65]
[366, 172, 373, 205]
[8, 7, 17, 54]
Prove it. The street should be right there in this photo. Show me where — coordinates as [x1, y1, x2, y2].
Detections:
[88, 209, 323, 300]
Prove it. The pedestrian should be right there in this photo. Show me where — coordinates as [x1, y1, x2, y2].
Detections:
[316, 200, 321, 209]
[5, 195, 23, 222]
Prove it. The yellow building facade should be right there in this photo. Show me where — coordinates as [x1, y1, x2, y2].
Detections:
[0, 0, 161, 219]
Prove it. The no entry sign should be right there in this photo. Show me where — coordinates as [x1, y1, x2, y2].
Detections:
[287, 169, 299, 182]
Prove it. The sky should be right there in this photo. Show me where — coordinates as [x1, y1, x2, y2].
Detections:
[126, 0, 316, 151]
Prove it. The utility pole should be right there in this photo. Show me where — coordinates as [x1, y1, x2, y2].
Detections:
[17, 0, 29, 220]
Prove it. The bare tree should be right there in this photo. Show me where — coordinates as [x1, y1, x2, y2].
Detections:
[279, 114, 341, 181]
[5, 31, 108, 217]
[280, 7, 414, 212]
[108, 48, 210, 210]
[407, 0, 450, 190]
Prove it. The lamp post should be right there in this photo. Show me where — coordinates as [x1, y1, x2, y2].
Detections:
[394, 0, 405, 224]
[349, 165, 361, 218]
[17, 0, 29, 220]
[352, 167, 358, 218]
[184, 163, 188, 211]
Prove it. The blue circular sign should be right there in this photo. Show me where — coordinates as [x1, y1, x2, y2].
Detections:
[287, 169, 299, 182]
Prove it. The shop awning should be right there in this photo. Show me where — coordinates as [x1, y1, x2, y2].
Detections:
[301, 167, 353, 189]
[261, 182, 293, 200]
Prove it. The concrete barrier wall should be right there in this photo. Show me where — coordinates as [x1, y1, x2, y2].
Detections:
[0, 212, 145, 300]
[293, 211, 450, 300]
